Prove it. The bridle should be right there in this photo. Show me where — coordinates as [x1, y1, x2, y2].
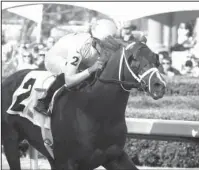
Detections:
[94, 42, 163, 93]
[118, 43, 160, 92]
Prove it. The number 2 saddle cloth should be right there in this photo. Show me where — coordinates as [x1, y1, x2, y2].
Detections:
[7, 70, 56, 158]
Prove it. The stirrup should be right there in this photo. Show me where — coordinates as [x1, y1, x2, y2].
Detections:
[44, 139, 53, 150]
[34, 100, 49, 116]
[34, 106, 48, 116]
[34, 88, 47, 98]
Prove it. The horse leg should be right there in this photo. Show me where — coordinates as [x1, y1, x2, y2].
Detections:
[26, 128, 55, 170]
[2, 126, 21, 170]
[29, 144, 55, 170]
[12, 116, 55, 169]
[54, 159, 79, 170]
[103, 151, 139, 170]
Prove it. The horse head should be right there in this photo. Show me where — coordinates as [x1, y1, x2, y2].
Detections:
[98, 40, 166, 100]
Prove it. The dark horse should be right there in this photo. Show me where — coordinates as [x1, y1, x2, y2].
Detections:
[2, 41, 166, 170]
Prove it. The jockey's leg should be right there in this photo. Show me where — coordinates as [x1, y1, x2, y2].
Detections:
[34, 73, 65, 115]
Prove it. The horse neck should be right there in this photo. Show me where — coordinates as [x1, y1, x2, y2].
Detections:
[89, 48, 130, 116]
[95, 48, 122, 89]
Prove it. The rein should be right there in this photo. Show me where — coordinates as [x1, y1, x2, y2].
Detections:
[98, 76, 140, 87]
[89, 69, 139, 87]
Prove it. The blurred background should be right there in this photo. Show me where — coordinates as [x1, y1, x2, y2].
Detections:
[1, 2, 199, 168]
[2, 3, 199, 80]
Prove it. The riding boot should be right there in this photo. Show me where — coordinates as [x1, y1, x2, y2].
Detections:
[34, 73, 65, 116]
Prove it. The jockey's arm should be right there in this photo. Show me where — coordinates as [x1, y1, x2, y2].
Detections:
[62, 54, 91, 88]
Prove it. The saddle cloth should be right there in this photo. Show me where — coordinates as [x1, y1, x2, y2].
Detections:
[7, 70, 56, 158]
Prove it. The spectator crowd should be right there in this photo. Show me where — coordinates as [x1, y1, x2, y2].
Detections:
[2, 21, 199, 79]
[157, 22, 199, 78]
[2, 36, 56, 78]
[158, 50, 199, 78]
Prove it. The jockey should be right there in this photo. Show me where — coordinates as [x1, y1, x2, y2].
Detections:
[34, 19, 120, 115]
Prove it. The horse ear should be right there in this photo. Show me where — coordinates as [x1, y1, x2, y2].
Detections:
[140, 36, 147, 44]
[131, 31, 147, 43]
[155, 54, 161, 67]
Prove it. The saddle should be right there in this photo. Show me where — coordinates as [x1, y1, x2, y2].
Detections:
[47, 72, 97, 115]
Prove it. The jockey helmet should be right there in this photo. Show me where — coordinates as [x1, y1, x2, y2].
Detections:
[91, 19, 117, 41]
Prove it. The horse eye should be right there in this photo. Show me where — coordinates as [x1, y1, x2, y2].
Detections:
[155, 60, 160, 68]
[128, 55, 134, 64]
[155, 54, 160, 67]
[155, 63, 159, 68]
[130, 60, 140, 69]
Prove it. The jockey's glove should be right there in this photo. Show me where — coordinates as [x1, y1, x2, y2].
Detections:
[88, 60, 104, 74]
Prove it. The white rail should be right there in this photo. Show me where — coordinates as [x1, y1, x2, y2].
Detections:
[126, 118, 199, 142]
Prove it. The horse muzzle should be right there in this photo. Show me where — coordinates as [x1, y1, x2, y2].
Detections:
[150, 82, 166, 100]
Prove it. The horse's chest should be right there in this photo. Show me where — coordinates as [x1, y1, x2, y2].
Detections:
[75, 113, 126, 149]
[95, 122, 126, 147]
[75, 121, 126, 168]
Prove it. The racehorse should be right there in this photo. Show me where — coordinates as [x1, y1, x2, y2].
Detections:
[2, 41, 166, 170]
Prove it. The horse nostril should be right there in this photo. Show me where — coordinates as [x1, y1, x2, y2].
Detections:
[153, 82, 165, 91]
[154, 83, 161, 88]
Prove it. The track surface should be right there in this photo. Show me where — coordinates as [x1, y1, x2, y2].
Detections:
[1, 154, 50, 169]
[2, 154, 199, 170]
